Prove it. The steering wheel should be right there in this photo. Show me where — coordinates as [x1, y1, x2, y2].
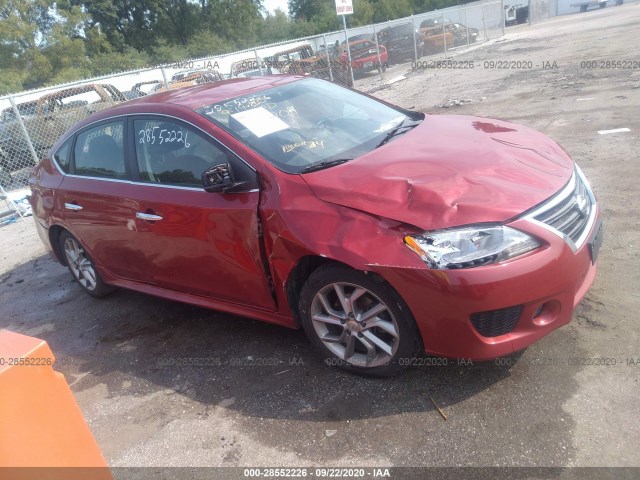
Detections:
[276, 128, 309, 143]
[313, 118, 334, 130]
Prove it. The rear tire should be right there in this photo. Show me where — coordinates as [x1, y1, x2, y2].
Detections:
[59, 231, 114, 298]
[298, 265, 421, 376]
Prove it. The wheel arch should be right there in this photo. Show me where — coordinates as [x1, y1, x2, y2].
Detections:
[48, 224, 69, 266]
[284, 255, 418, 340]
[285, 256, 343, 326]
[294, 260, 425, 375]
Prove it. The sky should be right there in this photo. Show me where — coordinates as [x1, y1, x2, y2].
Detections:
[262, 0, 290, 14]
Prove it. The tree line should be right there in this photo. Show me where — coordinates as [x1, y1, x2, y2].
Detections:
[0, 0, 470, 94]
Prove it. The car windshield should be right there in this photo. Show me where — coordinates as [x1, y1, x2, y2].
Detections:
[197, 78, 422, 174]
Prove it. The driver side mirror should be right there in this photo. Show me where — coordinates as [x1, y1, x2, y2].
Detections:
[202, 162, 235, 193]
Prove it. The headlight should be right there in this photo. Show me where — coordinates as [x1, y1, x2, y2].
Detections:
[404, 225, 541, 269]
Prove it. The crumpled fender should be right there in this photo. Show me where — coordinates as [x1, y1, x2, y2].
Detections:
[301, 115, 573, 231]
[258, 170, 426, 321]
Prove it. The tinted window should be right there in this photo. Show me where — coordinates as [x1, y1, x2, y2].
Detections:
[134, 119, 230, 188]
[74, 121, 126, 179]
[53, 137, 73, 173]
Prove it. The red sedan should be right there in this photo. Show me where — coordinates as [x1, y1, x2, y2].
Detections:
[29, 76, 602, 376]
[339, 40, 388, 73]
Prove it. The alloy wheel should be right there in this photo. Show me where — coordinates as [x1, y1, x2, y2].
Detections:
[310, 282, 400, 368]
[63, 237, 97, 291]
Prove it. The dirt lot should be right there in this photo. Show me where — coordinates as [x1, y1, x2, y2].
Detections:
[1, 5, 639, 473]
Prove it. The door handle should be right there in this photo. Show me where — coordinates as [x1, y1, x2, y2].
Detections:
[136, 212, 163, 221]
[64, 203, 83, 211]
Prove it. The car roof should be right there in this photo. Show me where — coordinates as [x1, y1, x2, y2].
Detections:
[382, 23, 412, 30]
[115, 75, 302, 112]
[40, 84, 108, 102]
[272, 45, 314, 56]
[58, 75, 306, 139]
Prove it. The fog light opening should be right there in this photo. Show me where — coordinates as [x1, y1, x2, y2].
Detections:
[532, 300, 561, 326]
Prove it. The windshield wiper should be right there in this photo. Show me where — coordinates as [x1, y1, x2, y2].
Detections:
[299, 158, 351, 174]
[375, 118, 419, 148]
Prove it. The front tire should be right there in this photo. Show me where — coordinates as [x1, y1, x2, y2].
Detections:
[59, 231, 114, 298]
[299, 265, 420, 376]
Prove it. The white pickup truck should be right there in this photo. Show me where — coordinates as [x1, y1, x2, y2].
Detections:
[570, 0, 607, 12]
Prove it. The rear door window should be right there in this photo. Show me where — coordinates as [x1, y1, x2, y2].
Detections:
[53, 137, 74, 173]
[73, 121, 126, 179]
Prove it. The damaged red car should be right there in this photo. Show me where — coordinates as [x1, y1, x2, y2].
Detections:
[29, 76, 602, 376]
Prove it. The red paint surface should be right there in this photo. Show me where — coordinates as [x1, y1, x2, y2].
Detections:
[338, 41, 389, 70]
[29, 77, 600, 359]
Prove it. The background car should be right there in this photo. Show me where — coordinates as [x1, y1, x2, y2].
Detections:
[121, 81, 166, 100]
[152, 71, 223, 93]
[376, 23, 423, 64]
[340, 34, 374, 45]
[420, 17, 479, 47]
[339, 40, 388, 75]
[265, 45, 353, 87]
[230, 58, 279, 78]
[1, 100, 39, 121]
[0, 123, 47, 186]
[1, 84, 126, 179]
[1, 101, 47, 181]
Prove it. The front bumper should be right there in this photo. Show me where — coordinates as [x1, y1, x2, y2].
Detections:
[352, 59, 386, 71]
[372, 210, 601, 360]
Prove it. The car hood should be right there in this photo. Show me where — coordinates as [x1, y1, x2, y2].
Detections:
[301, 114, 574, 231]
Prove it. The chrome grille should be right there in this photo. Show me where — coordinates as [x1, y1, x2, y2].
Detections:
[529, 169, 596, 250]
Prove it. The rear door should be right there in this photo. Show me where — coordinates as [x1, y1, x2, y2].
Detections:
[126, 116, 276, 311]
[57, 119, 146, 280]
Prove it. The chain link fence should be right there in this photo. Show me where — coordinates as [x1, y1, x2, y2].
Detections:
[0, 0, 505, 202]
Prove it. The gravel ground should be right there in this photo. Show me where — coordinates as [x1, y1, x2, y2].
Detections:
[1, 4, 639, 473]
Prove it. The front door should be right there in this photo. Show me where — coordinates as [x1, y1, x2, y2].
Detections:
[128, 116, 275, 311]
